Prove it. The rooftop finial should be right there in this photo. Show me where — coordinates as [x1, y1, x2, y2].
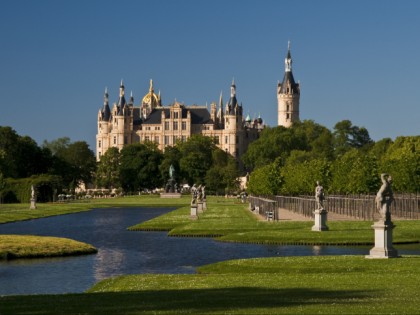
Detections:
[120, 79, 124, 86]
[149, 79, 154, 92]
[232, 77, 235, 86]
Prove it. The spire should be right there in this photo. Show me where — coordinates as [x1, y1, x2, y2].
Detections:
[102, 87, 110, 121]
[129, 91, 134, 104]
[285, 41, 292, 72]
[230, 78, 236, 97]
[119, 79, 125, 97]
[104, 87, 109, 106]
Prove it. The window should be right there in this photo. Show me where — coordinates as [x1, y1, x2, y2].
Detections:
[155, 126, 160, 130]
[236, 136, 239, 144]
[286, 113, 290, 120]
[182, 121, 187, 130]
[225, 136, 228, 144]
[215, 136, 219, 144]
[286, 104, 289, 111]
[173, 121, 178, 130]
[173, 136, 177, 144]
[181, 135, 187, 142]
[124, 136, 128, 144]
[113, 136, 117, 145]
[155, 136, 160, 144]
[145, 136, 150, 142]
[165, 121, 170, 130]
[164, 136, 169, 145]
[98, 140, 101, 148]
[174, 112, 179, 119]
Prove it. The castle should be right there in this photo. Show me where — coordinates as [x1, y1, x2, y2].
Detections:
[96, 43, 300, 161]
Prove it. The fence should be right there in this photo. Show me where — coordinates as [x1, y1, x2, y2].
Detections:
[248, 196, 278, 221]
[250, 193, 420, 221]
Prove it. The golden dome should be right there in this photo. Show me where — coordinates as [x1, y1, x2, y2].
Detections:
[142, 79, 160, 107]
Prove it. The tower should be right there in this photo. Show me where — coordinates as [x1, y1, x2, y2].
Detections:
[277, 41, 300, 127]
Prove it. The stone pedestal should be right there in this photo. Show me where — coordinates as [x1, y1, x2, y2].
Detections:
[197, 202, 203, 213]
[160, 193, 182, 198]
[190, 205, 198, 220]
[312, 209, 328, 231]
[30, 198, 37, 210]
[366, 221, 399, 259]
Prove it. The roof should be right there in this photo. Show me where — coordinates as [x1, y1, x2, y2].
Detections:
[279, 71, 300, 95]
[142, 106, 211, 125]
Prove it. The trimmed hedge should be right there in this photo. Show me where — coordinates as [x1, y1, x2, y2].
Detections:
[2, 174, 63, 203]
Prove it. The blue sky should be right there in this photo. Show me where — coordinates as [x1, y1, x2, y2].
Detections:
[1, 0, 419, 151]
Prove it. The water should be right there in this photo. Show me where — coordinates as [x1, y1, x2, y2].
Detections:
[0, 207, 418, 296]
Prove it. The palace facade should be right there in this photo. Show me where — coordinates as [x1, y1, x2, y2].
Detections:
[96, 44, 300, 161]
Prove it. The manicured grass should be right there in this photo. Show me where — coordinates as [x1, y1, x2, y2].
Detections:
[0, 195, 190, 224]
[129, 197, 420, 245]
[0, 234, 97, 260]
[2, 255, 420, 314]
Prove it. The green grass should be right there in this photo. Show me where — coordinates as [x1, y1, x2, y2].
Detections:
[2, 255, 420, 314]
[0, 195, 190, 224]
[129, 197, 420, 245]
[0, 234, 97, 259]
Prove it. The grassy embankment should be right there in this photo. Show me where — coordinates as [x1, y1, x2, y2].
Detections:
[129, 196, 420, 245]
[0, 234, 97, 260]
[1, 255, 420, 314]
[0, 195, 190, 260]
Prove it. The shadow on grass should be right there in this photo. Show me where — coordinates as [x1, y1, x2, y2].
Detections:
[0, 287, 377, 314]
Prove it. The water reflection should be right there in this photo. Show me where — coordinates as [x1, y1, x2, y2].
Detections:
[0, 207, 419, 296]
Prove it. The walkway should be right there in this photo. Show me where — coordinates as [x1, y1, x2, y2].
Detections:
[278, 208, 358, 221]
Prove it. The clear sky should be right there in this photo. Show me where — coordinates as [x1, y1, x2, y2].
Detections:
[1, 0, 419, 151]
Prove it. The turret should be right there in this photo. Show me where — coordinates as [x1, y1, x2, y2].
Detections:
[277, 41, 300, 127]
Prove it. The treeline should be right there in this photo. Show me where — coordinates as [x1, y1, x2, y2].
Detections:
[0, 126, 239, 202]
[96, 135, 238, 194]
[244, 120, 419, 195]
[0, 127, 96, 202]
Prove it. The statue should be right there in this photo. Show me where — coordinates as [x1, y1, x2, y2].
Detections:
[197, 185, 203, 202]
[375, 173, 394, 221]
[191, 184, 198, 204]
[165, 164, 177, 193]
[30, 185, 37, 209]
[315, 181, 325, 210]
[202, 186, 206, 201]
[169, 164, 175, 180]
[31, 185, 35, 199]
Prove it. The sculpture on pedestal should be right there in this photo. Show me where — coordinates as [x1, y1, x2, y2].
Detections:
[375, 173, 393, 222]
[165, 164, 177, 193]
[315, 181, 325, 210]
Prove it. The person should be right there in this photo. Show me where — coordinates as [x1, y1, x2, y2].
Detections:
[375, 173, 393, 221]
[315, 181, 325, 210]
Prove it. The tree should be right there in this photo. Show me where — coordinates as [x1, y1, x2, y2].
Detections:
[333, 120, 373, 156]
[159, 146, 182, 184]
[280, 151, 331, 195]
[96, 147, 120, 189]
[0, 172, 5, 204]
[330, 148, 379, 194]
[205, 148, 239, 194]
[119, 143, 163, 192]
[179, 135, 215, 185]
[379, 136, 420, 192]
[247, 158, 283, 195]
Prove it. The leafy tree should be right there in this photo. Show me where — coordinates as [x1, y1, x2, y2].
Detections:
[205, 148, 239, 194]
[119, 142, 163, 192]
[280, 151, 331, 195]
[159, 146, 182, 184]
[379, 136, 420, 192]
[247, 158, 283, 195]
[0, 172, 5, 204]
[330, 148, 379, 194]
[242, 126, 307, 171]
[96, 147, 120, 189]
[333, 120, 373, 156]
[179, 135, 215, 185]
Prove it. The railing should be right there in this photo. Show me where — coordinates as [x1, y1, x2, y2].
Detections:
[248, 196, 278, 221]
[250, 193, 420, 221]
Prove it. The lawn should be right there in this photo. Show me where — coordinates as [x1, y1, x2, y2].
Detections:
[1, 255, 420, 314]
[129, 197, 420, 245]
